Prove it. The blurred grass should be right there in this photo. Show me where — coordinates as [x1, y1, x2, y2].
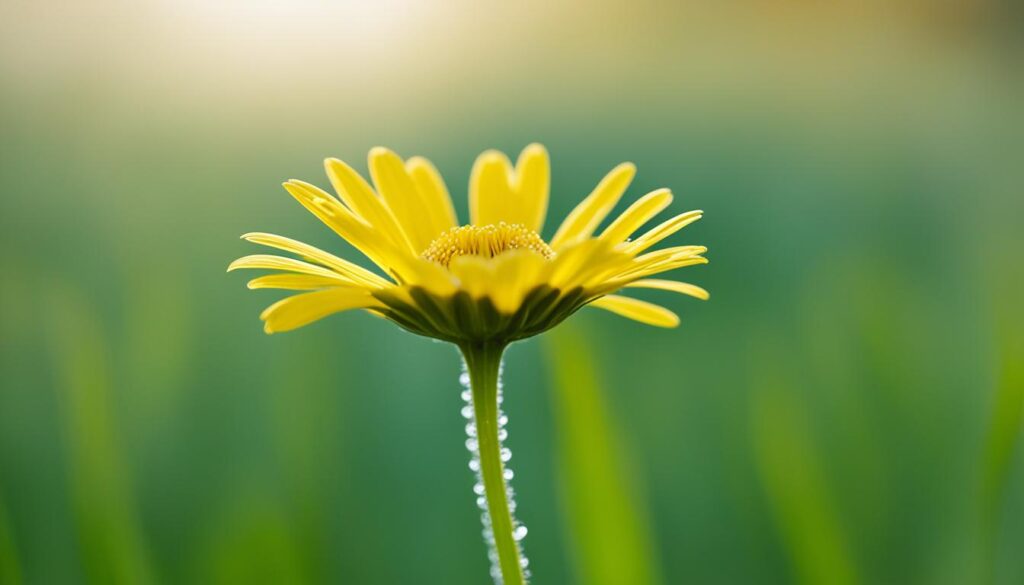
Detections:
[48, 289, 156, 585]
[978, 334, 1024, 583]
[193, 493, 308, 585]
[750, 347, 860, 585]
[978, 253, 1024, 584]
[544, 324, 662, 585]
[0, 495, 22, 585]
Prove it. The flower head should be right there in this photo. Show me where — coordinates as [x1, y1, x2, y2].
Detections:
[229, 144, 708, 343]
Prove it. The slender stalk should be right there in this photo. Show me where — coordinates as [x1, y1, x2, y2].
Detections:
[461, 341, 526, 585]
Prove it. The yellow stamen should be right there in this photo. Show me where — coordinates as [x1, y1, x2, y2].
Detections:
[422, 223, 554, 267]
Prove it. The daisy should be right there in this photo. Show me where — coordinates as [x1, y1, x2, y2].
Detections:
[229, 144, 708, 584]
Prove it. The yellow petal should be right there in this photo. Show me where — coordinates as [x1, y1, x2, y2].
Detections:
[241, 232, 390, 288]
[548, 240, 606, 290]
[283, 181, 417, 278]
[406, 155, 458, 236]
[579, 249, 636, 289]
[600, 188, 672, 244]
[626, 210, 702, 254]
[403, 257, 458, 297]
[551, 162, 636, 250]
[260, 288, 380, 334]
[369, 147, 445, 252]
[630, 245, 708, 268]
[470, 150, 515, 226]
[624, 279, 710, 300]
[282, 180, 379, 256]
[449, 255, 496, 298]
[614, 253, 708, 282]
[247, 274, 353, 290]
[589, 295, 679, 328]
[228, 255, 342, 279]
[511, 143, 550, 232]
[323, 157, 415, 255]
[489, 250, 548, 313]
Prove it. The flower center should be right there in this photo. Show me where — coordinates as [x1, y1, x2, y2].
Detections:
[422, 223, 555, 267]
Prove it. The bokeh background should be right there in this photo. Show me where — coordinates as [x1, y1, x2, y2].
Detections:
[1, 1, 1022, 584]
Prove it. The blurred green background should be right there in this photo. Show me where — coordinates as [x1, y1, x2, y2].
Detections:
[1, 1, 1022, 583]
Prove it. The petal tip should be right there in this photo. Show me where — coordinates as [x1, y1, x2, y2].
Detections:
[523, 142, 548, 156]
[368, 146, 396, 161]
[323, 157, 347, 173]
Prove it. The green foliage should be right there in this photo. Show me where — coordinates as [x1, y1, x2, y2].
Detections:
[0, 496, 22, 585]
[749, 350, 859, 585]
[544, 324, 662, 585]
[47, 290, 156, 585]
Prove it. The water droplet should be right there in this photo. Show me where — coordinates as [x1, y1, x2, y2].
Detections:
[457, 364, 528, 585]
[520, 557, 530, 568]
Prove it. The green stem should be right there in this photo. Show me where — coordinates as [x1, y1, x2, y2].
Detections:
[461, 341, 526, 585]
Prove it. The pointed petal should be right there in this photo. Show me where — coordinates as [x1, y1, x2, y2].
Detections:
[260, 288, 381, 334]
[624, 279, 710, 300]
[282, 180, 417, 278]
[600, 188, 673, 243]
[589, 295, 679, 327]
[613, 252, 709, 282]
[323, 157, 415, 254]
[626, 210, 703, 254]
[551, 162, 636, 250]
[247, 274, 355, 290]
[241, 232, 390, 288]
[228, 254, 342, 279]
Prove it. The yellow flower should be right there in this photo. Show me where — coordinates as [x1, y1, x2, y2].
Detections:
[228, 144, 708, 342]
[229, 143, 709, 584]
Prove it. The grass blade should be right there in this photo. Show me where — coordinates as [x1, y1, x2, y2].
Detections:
[543, 324, 663, 585]
[749, 356, 860, 585]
